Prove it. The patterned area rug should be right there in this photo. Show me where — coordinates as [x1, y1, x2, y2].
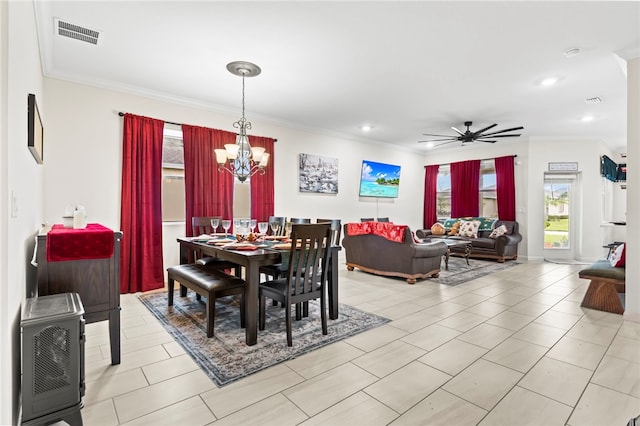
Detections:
[138, 291, 389, 387]
[430, 257, 519, 286]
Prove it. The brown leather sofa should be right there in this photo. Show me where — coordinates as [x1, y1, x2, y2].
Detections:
[416, 220, 521, 263]
[342, 224, 448, 284]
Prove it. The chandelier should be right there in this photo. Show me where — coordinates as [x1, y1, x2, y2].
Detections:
[214, 61, 270, 183]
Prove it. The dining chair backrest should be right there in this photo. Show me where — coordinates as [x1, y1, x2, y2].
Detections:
[316, 218, 342, 246]
[268, 216, 287, 236]
[290, 218, 311, 224]
[287, 223, 332, 300]
[377, 217, 390, 222]
[192, 216, 222, 236]
[360, 217, 374, 222]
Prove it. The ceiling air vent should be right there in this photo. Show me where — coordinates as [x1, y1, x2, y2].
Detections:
[55, 18, 100, 45]
[585, 97, 602, 104]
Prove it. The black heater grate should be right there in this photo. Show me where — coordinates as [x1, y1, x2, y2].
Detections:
[33, 325, 72, 395]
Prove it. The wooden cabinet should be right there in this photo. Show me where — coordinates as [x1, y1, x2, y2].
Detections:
[36, 228, 122, 365]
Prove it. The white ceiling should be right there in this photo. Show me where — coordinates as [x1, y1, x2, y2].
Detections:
[34, 1, 639, 153]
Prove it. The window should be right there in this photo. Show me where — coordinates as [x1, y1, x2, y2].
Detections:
[436, 165, 451, 219]
[436, 160, 497, 219]
[479, 159, 497, 218]
[162, 126, 185, 222]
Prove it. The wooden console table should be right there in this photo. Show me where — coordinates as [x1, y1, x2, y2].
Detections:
[36, 225, 123, 364]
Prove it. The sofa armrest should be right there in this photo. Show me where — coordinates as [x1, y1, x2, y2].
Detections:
[415, 229, 433, 239]
[495, 233, 522, 253]
[413, 241, 448, 257]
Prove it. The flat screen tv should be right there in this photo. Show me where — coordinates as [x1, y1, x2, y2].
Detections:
[359, 160, 401, 198]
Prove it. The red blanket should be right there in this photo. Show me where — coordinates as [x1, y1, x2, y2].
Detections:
[346, 221, 407, 243]
[47, 223, 115, 262]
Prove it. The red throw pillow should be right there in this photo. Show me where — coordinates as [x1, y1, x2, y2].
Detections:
[609, 243, 626, 267]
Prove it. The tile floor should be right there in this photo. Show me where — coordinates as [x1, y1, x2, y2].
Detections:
[78, 258, 640, 425]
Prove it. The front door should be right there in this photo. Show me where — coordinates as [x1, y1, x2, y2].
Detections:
[543, 174, 580, 261]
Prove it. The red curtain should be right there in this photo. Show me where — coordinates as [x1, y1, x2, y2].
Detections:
[249, 136, 276, 222]
[495, 155, 516, 220]
[182, 124, 235, 236]
[120, 114, 165, 293]
[423, 165, 439, 228]
[450, 159, 480, 217]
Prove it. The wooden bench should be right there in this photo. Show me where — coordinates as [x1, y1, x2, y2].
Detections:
[167, 264, 246, 337]
[578, 260, 626, 314]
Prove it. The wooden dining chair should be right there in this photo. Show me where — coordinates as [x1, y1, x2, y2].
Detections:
[316, 218, 342, 246]
[258, 223, 332, 346]
[191, 216, 239, 274]
[260, 217, 311, 291]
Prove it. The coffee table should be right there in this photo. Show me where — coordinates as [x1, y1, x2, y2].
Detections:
[424, 238, 472, 270]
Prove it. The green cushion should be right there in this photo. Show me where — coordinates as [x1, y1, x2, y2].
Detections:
[579, 260, 626, 281]
[444, 217, 496, 231]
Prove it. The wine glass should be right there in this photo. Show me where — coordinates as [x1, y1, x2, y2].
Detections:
[210, 218, 220, 234]
[258, 222, 268, 235]
[284, 221, 292, 238]
[249, 219, 257, 233]
[221, 219, 231, 237]
[270, 220, 281, 236]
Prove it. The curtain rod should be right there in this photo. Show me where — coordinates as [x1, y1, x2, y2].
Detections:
[425, 154, 518, 168]
[117, 112, 278, 142]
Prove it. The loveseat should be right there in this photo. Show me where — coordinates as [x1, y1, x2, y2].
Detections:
[416, 219, 522, 263]
[342, 222, 448, 284]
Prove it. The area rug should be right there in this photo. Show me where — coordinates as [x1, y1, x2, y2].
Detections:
[138, 291, 389, 386]
[429, 257, 519, 286]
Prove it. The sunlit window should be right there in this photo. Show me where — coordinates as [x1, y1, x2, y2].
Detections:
[162, 126, 185, 222]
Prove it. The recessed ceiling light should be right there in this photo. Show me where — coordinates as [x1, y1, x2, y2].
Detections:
[541, 77, 558, 86]
[360, 125, 372, 132]
[581, 115, 594, 122]
[425, 142, 434, 149]
[564, 48, 581, 58]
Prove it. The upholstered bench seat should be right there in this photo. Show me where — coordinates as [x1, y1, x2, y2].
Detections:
[578, 260, 625, 314]
[167, 264, 246, 337]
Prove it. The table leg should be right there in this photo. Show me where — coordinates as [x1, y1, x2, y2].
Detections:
[465, 243, 471, 265]
[328, 247, 339, 320]
[244, 262, 259, 345]
[108, 307, 121, 365]
[444, 250, 450, 270]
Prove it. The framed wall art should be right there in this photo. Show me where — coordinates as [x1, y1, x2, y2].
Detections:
[298, 153, 338, 194]
[27, 93, 43, 164]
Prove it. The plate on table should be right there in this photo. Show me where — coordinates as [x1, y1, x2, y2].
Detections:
[207, 238, 236, 245]
[271, 243, 301, 250]
[191, 234, 214, 243]
[222, 242, 259, 251]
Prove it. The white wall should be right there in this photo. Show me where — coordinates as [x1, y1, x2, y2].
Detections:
[625, 57, 639, 319]
[1, 2, 45, 423]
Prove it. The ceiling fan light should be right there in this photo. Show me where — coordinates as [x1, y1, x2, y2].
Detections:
[541, 77, 558, 86]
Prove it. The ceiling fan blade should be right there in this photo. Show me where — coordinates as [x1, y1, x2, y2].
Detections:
[475, 139, 497, 143]
[422, 133, 459, 138]
[488, 134, 522, 138]
[473, 123, 497, 135]
[431, 140, 459, 147]
[451, 126, 465, 136]
[482, 126, 524, 136]
[418, 138, 458, 142]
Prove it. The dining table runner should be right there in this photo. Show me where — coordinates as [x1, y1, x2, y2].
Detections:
[47, 223, 115, 262]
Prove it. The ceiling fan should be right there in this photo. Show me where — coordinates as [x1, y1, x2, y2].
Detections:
[419, 121, 524, 147]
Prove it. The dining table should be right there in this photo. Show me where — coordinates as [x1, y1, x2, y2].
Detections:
[177, 236, 341, 346]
